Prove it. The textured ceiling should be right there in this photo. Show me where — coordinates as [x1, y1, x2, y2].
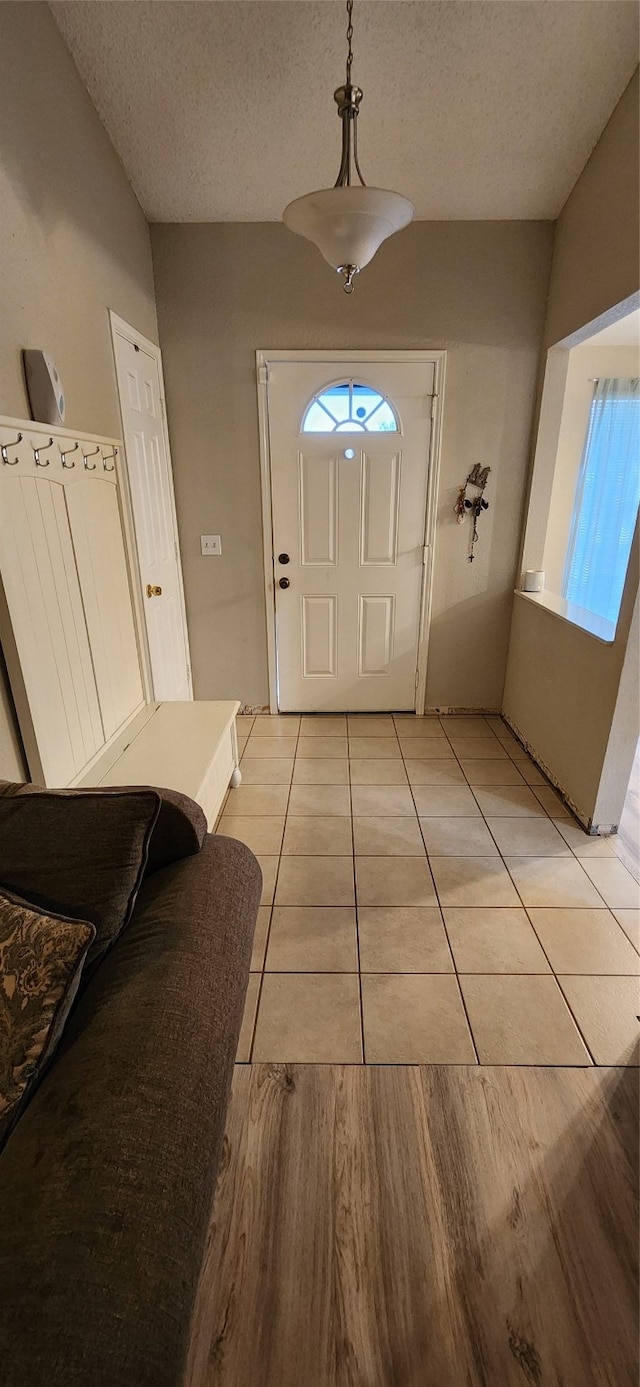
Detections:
[49, 1, 638, 222]
[584, 309, 640, 348]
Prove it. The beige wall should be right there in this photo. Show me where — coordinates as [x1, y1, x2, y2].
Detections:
[151, 220, 553, 711]
[0, 3, 158, 779]
[503, 70, 640, 827]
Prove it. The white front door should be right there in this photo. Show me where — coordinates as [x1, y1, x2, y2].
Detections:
[265, 359, 436, 712]
[111, 318, 192, 702]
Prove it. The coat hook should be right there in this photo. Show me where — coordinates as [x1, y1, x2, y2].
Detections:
[82, 445, 101, 470]
[102, 447, 118, 472]
[59, 441, 79, 469]
[32, 437, 54, 467]
[1, 432, 22, 465]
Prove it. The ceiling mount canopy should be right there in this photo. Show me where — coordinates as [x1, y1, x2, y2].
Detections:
[283, 0, 414, 294]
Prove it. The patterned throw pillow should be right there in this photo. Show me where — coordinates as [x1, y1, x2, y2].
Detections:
[0, 892, 95, 1150]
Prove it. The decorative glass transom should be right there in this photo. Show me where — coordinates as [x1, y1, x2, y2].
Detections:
[302, 381, 399, 433]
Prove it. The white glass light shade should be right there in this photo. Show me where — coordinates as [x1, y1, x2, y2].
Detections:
[283, 185, 414, 271]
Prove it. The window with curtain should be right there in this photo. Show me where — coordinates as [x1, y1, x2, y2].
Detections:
[563, 377, 640, 627]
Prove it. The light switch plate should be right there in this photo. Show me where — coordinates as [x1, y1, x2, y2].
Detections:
[201, 534, 222, 556]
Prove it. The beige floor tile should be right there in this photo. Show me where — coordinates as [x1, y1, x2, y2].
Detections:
[396, 718, 450, 738]
[245, 736, 298, 758]
[350, 759, 408, 785]
[347, 715, 396, 736]
[612, 908, 640, 951]
[256, 856, 279, 905]
[300, 716, 347, 737]
[236, 974, 261, 1062]
[487, 817, 572, 857]
[266, 906, 358, 972]
[236, 714, 255, 729]
[405, 760, 466, 787]
[472, 785, 547, 817]
[397, 737, 453, 759]
[411, 785, 481, 817]
[296, 737, 349, 759]
[447, 737, 507, 760]
[421, 816, 499, 856]
[552, 819, 617, 858]
[293, 758, 349, 784]
[431, 857, 521, 908]
[224, 783, 290, 816]
[275, 855, 355, 906]
[558, 975, 640, 1065]
[253, 973, 362, 1062]
[350, 784, 416, 816]
[250, 906, 271, 971]
[460, 975, 591, 1065]
[348, 737, 401, 759]
[282, 816, 353, 856]
[439, 716, 493, 735]
[517, 762, 547, 785]
[505, 857, 606, 909]
[533, 786, 571, 817]
[353, 816, 425, 857]
[287, 784, 351, 816]
[236, 757, 294, 785]
[528, 907, 640, 975]
[251, 716, 301, 737]
[362, 974, 476, 1063]
[356, 856, 437, 907]
[578, 859, 640, 910]
[218, 815, 285, 855]
[444, 907, 550, 974]
[358, 906, 453, 973]
[459, 760, 526, 786]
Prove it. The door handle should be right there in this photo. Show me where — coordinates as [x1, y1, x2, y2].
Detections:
[278, 577, 290, 590]
[146, 584, 162, 597]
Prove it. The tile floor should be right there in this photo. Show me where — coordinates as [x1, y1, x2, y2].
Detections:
[220, 713, 640, 1067]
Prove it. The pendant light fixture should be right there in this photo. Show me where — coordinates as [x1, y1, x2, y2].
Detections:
[283, 0, 414, 293]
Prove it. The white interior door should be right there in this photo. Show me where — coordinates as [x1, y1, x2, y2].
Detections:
[266, 359, 435, 712]
[111, 317, 192, 702]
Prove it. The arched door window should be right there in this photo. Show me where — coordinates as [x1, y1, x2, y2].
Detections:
[301, 381, 399, 433]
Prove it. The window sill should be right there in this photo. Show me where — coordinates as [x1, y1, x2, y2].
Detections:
[514, 589, 616, 644]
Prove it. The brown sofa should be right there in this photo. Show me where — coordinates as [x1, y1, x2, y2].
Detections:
[0, 784, 261, 1386]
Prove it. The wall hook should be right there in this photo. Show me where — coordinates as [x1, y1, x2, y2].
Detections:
[59, 441, 79, 469]
[1, 432, 22, 465]
[82, 445, 101, 470]
[32, 437, 54, 467]
[102, 447, 118, 472]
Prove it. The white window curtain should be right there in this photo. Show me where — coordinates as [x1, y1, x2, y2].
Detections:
[563, 376, 640, 626]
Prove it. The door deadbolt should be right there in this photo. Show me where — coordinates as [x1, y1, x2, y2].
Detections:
[278, 552, 290, 564]
[278, 577, 290, 590]
[146, 584, 162, 597]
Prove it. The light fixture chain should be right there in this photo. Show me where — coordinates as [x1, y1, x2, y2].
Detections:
[346, 0, 354, 84]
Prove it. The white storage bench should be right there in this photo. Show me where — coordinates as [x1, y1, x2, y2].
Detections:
[78, 700, 241, 830]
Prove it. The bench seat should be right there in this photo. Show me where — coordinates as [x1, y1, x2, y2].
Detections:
[77, 700, 240, 829]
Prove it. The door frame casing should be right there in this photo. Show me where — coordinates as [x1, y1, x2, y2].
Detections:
[256, 348, 446, 714]
[109, 310, 193, 702]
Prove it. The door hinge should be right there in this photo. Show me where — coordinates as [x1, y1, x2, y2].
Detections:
[415, 667, 420, 690]
[430, 394, 438, 421]
[160, 396, 166, 422]
[258, 364, 269, 385]
[174, 540, 179, 560]
[422, 545, 430, 565]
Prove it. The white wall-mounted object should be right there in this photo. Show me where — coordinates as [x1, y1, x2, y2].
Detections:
[0, 415, 144, 787]
[523, 570, 545, 592]
[22, 350, 66, 426]
[109, 312, 193, 702]
[201, 534, 222, 555]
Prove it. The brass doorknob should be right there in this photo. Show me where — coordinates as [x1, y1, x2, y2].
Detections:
[146, 584, 162, 597]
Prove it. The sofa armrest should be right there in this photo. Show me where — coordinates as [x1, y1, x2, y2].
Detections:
[0, 834, 261, 1387]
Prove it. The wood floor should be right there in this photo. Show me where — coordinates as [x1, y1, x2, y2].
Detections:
[187, 1064, 638, 1387]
